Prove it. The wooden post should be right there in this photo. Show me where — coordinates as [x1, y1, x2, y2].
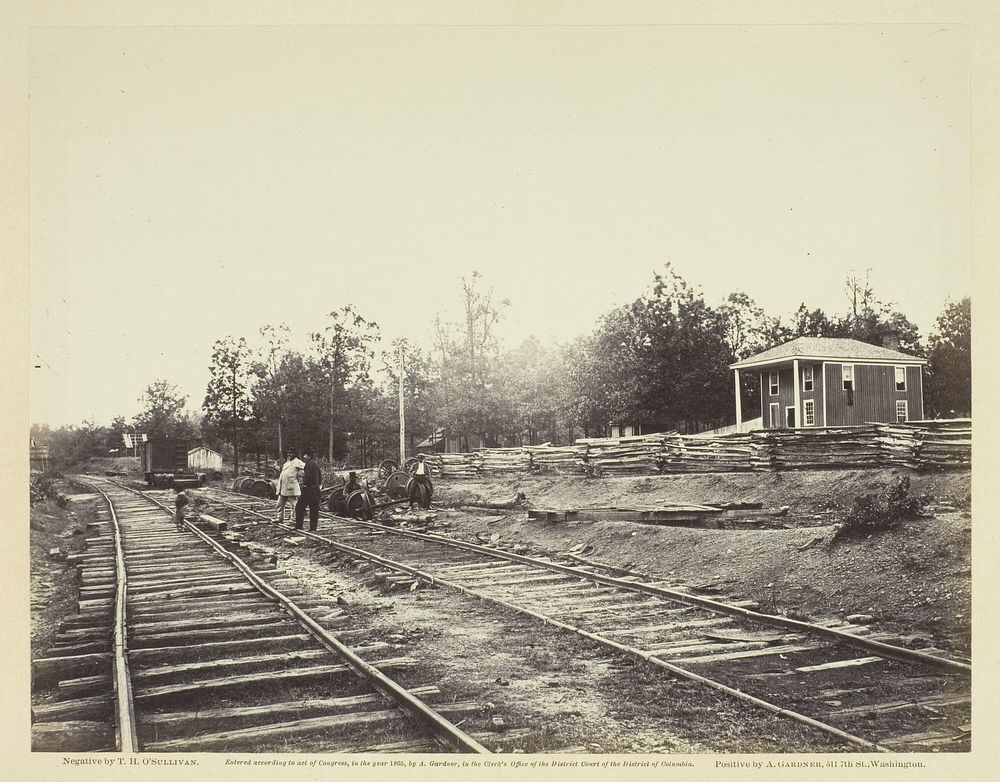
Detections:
[734, 369, 742, 430]
[398, 343, 406, 465]
[792, 359, 801, 429]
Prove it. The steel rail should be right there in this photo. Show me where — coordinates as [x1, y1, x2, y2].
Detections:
[202, 492, 891, 751]
[210, 488, 971, 676]
[104, 479, 489, 754]
[76, 479, 139, 752]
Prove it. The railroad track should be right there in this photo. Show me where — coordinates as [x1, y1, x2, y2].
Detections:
[31, 477, 494, 753]
[193, 484, 971, 753]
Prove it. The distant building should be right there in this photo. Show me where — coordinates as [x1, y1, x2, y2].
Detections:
[729, 336, 926, 429]
[415, 429, 499, 454]
[188, 445, 223, 472]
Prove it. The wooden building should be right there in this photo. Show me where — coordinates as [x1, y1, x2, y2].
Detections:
[187, 445, 223, 472]
[415, 429, 500, 454]
[729, 337, 926, 429]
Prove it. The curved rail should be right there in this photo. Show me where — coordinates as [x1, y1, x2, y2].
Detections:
[84, 480, 140, 752]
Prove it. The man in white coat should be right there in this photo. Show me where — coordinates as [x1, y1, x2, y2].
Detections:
[275, 451, 305, 523]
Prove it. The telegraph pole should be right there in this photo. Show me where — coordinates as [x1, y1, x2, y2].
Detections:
[398, 342, 406, 465]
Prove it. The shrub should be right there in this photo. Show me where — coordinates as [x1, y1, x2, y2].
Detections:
[834, 476, 925, 541]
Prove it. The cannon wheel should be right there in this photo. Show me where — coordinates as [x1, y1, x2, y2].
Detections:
[377, 459, 399, 480]
[402, 457, 420, 475]
[405, 477, 433, 510]
[383, 470, 411, 500]
[250, 479, 273, 499]
[345, 489, 374, 520]
[326, 486, 346, 515]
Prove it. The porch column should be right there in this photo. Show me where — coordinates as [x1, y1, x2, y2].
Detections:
[792, 358, 801, 429]
[733, 369, 743, 429]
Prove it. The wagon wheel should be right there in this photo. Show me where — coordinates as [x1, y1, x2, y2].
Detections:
[377, 459, 398, 480]
[345, 489, 373, 520]
[402, 457, 419, 475]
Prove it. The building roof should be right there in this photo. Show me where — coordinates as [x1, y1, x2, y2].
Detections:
[188, 446, 222, 456]
[730, 337, 927, 369]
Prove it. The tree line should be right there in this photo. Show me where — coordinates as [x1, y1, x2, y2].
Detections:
[32, 266, 971, 470]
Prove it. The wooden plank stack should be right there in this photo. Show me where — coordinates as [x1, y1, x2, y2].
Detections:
[478, 447, 532, 473]
[434, 452, 482, 478]
[752, 426, 881, 469]
[524, 445, 588, 474]
[423, 420, 971, 478]
[876, 419, 972, 469]
[661, 433, 755, 473]
[577, 433, 670, 475]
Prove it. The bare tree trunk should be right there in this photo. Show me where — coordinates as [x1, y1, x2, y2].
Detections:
[328, 379, 334, 464]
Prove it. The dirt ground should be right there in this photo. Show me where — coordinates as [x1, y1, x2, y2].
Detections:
[430, 468, 972, 658]
[35, 464, 971, 752]
[30, 484, 94, 660]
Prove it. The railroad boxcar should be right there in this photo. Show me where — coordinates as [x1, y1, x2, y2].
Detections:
[142, 439, 206, 487]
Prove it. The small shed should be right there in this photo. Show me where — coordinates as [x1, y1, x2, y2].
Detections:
[188, 446, 223, 471]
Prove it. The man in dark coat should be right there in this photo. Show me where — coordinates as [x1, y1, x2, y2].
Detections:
[294, 448, 323, 531]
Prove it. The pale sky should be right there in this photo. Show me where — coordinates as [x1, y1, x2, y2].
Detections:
[29, 24, 970, 427]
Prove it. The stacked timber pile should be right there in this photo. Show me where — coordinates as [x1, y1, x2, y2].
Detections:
[753, 426, 881, 469]
[661, 433, 755, 473]
[434, 452, 482, 478]
[524, 444, 588, 474]
[576, 433, 673, 475]
[876, 419, 972, 469]
[478, 447, 532, 473]
[421, 454, 444, 476]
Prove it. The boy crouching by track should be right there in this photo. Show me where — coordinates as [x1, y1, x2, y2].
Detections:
[173, 486, 189, 529]
[173, 486, 206, 530]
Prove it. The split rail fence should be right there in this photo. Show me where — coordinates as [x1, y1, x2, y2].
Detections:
[421, 420, 971, 478]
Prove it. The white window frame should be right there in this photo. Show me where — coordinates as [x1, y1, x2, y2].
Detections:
[842, 364, 854, 391]
[803, 399, 815, 426]
[802, 365, 814, 392]
[896, 400, 908, 422]
[894, 365, 906, 391]
[769, 371, 779, 396]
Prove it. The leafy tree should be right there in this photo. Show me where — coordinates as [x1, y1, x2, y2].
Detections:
[251, 324, 292, 456]
[431, 272, 510, 449]
[106, 415, 130, 453]
[381, 338, 438, 458]
[783, 304, 842, 339]
[310, 306, 380, 463]
[496, 337, 572, 445]
[202, 338, 254, 474]
[718, 292, 784, 361]
[134, 380, 193, 440]
[38, 421, 112, 468]
[926, 297, 971, 417]
[839, 270, 922, 353]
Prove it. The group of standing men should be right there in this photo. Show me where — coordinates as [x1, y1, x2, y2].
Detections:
[275, 449, 323, 530]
